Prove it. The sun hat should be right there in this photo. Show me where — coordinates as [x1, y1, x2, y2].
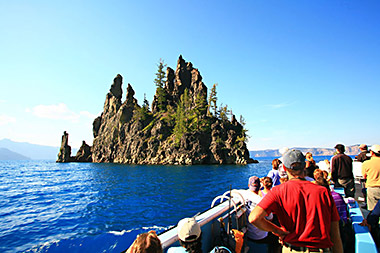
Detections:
[279, 147, 289, 156]
[370, 145, 380, 155]
[283, 149, 305, 169]
[248, 176, 261, 192]
[177, 217, 201, 242]
[359, 144, 368, 150]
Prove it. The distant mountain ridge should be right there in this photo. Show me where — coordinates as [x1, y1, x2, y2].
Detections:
[0, 139, 77, 160]
[250, 145, 362, 158]
[0, 147, 31, 160]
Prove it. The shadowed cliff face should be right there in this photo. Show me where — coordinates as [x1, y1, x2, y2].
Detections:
[58, 56, 255, 165]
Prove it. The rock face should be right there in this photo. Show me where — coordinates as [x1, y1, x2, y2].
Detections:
[75, 141, 92, 162]
[58, 56, 254, 165]
[56, 132, 92, 163]
[57, 131, 72, 162]
[90, 56, 252, 165]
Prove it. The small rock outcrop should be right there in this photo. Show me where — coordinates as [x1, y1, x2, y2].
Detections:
[74, 141, 92, 162]
[58, 56, 255, 165]
[56, 132, 92, 163]
[57, 131, 72, 162]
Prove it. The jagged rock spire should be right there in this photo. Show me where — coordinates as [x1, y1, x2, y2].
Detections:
[110, 74, 123, 100]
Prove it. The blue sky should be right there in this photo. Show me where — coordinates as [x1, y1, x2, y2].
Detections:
[0, 0, 379, 151]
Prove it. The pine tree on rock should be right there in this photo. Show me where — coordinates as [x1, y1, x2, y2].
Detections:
[154, 59, 168, 112]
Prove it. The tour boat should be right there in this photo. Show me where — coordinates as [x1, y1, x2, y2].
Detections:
[157, 180, 377, 252]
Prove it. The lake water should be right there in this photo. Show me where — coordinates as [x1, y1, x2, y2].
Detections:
[0, 156, 332, 252]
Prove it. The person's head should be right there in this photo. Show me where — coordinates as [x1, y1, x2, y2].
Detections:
[334, 144, 345, 154]
[248, 176, 261, 193]
[177, 217, 202, 253]
[271, 158, 281, 170]
[305, 152, 313, 161]
[283, 149, 306, 177]
[126, 231, 162, 253]
[314, 176, 330, 191]
[262, 177, 273, 190]
[359, 144, 368, 152]
[370, 145, 380, 157]
[313, 169, 324, 180]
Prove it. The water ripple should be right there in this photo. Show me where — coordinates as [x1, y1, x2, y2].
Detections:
[0, 159, 278, 252]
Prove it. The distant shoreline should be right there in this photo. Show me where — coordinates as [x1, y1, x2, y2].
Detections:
[250, 145, 361, 158]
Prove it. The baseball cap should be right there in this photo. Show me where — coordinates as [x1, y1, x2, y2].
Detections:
[248, 176, 261, 192]
[177, 217, 201, 242]
[370, 145, 380, 154]
[283, 149, 305, 169]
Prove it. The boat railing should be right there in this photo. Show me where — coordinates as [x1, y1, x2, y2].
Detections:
[158, 191, 245, 251]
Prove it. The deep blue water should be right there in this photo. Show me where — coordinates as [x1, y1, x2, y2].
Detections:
[0, 156, 332, 252]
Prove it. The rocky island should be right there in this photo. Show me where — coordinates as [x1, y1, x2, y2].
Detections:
[57, 56, 256, 165]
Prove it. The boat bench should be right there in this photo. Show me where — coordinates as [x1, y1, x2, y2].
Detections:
[334, 187, 377, 252]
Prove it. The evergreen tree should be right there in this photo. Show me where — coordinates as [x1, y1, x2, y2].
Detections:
[143, 93, 149, 110]
[154, 59, 168, 112]
[208, 83, 218, 116]
[218, 104, 231, 121]
[238, 115, 249, 142]
[173, 91, 187, 145]
[193, 93, 209, 131]
[154, 58, 166, 88]
[239, 115, 246, 126]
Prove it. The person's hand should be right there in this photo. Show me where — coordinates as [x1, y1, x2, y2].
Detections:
[273, 226, 290, 242]
[359, 219, 368, 227]
[359, 219, 371, 231]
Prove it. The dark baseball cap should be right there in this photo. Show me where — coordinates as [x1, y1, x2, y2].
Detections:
[249, 176, 261, 192]
[283, 149, 305, 169]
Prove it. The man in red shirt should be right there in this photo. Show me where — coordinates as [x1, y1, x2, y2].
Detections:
[249, 149, 343, 252]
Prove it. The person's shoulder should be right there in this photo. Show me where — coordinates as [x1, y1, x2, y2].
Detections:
[362, 159, 371, 165]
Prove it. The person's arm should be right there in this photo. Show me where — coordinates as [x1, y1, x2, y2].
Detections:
[362, 163, 367, 179]
[330, 220, 343, 253]
[248, 206, 289, 239]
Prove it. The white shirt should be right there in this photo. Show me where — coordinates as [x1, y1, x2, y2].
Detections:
[238, 189, 272, 240]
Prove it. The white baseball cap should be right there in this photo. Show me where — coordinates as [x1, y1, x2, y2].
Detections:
[177, 217, 201, 242]
[370, 145, 380, 154]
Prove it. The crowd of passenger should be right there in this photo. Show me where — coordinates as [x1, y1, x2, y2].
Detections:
[124, 143, 380, 253]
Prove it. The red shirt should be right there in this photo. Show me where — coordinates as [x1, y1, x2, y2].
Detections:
[258, 179, 340, 248]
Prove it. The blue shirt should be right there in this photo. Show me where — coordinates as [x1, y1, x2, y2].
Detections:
[267, 169, 281, 186]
